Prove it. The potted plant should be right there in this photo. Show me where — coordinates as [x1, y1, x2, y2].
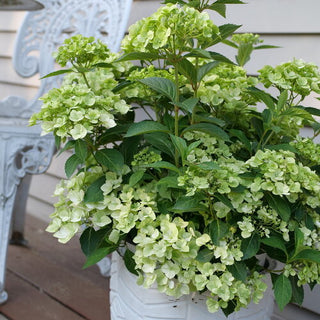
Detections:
[29, 0, 320, 318]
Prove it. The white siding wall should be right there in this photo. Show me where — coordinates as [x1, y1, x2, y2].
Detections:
[1, 0, 320, 219]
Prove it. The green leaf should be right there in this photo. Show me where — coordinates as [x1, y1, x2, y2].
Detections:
[297, 105, 320, 117]
[247, 87, 276, 110]
[254, 45, 280, 50]
[209, 220, 229, 245]
[64, 154, 81, 178]
[91, 62, 113, 69]
[145, 132, 175, 159]
[171, 195, 206, 213]
[292, 249, 320, 264]
[261, 235, 287, 255]
[95, 149, 124, 175]
[207, 3, 226, 17]
[139, 77, 178, 102]
[208, 51, 235, 65]
[290, 276, 304, 306]
[125, 121, 170, 137]
[83, 246, 117, 269]
[170, 134, 187, 162]
[176, 58, 197, 84]
[241, 233, 260, 260]
[193, 114, 225, 127]
[294, 228, 305, 254]
[265, 194, 291, 222]
[215, 0, 244, 4]
[115, 52, 161, 62]
[120, 136, 141, 165]
[54, 135, 61, 150]
[83, 176, 106, 203]
[227, 262, 247, 282]
[182, 123, 229, 141]
[80, 226, 110, 257]
[177, 97, 199, 113]
[197, 61, 220, 82]
[142, 161, 180, 174]
[230, 129, 252, 152]
[277, 90, 288, 111]
[211, 24, 242, 46]
[274, 274, 292, 311]
[185, 49, 235, 65]
[57, 140, 76, 156]
[129, 170, 145, 187]
[75, 139, 87, 162]
[196, 248, 214, 262]
[112, 80, 132, 93]
[41, 68, 73, 79]
[236, 43, 253, 66]
[262, 109, 273, 125]
[124, 249, 138, 276]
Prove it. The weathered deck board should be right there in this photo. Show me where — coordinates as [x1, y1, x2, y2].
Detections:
[0, 215, 110, 320]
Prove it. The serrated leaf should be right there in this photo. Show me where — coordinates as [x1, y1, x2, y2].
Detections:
[193, 114, 225, 126]
[290, 276, 304, 306]
[227, 262, 247, 282]
[292, 249, 320, 264]
[176, 58, 197, 84]
[209, 220, 228, 245]
[145, 132, 175, 159]
[80, 226, 110, 257]
[91, 62, 113, 68]
[196, 248, 214, 262]
[65, 154, 81, 178]
[182, 123, 229, 141]
[170, 134, 187, 162]
[277, 90, 288, 111]
[247, 87, 276, 110]
[197, 61, 220, 82]
[95, 149, 124, 175]
[124, 249, 138, 275]
[142, 161, 180, 174]
[129, 170, 145, 187]
[112, 80, 132, 93]
[254, 45, 280, 50]
[171, 195, 206, 213]
[58, 140, 76, 156]
[54, 135, 61, 149]
[274, 274, 292, 311]
[115, 52, 161, 62]
[41, 68, 73, 79]
[265, 193, 291, 222]
[185, 49, 235, 65]
[139, 77, 178, 102]
[265, 144, 297, 153]
[262, 109, 273, 125]
[208, 3, 226, 17]
[83, 246, 117, 269]
[296, 105, 320, 117]
[211, 24, 241, 46]
[125, 121, 170, 137]
[241, 233, 260, 260]
[75, 139, 87, 162]
[230, 129, 252, 152]
[215, 0, 244, 4]
[177, 97, 199, 113]
[261, 235, 287, 255]
[83, 176, 106, 203]
[236, 43, 253, 66]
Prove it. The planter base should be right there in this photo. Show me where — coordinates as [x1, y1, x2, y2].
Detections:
[110, 253, 274, 320]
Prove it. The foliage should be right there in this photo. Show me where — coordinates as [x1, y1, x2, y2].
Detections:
[30, 2, 320, 316]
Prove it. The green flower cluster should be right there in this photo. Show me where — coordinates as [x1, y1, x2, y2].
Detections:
[29, 82, 129, 140]
[53, 35, 110, 67]
[131, 147, 162, 167]
[134, 214, 267, 313]
[121, 4, 219, 53]
[47, 167, 158, 243]
[259, 59, 320, 97]
[291, 137, 320, 166]
[231, 33, 263, 45]
[197, 64, 258, 128]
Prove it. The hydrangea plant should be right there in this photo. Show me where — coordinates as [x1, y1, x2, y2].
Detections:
[30, 0, 320, 316]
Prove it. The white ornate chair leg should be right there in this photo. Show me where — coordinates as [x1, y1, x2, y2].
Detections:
[10, 174, 32, 246]
[0, 127, 54, 304]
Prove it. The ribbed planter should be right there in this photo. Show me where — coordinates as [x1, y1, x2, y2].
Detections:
[110, 253, 275, 320]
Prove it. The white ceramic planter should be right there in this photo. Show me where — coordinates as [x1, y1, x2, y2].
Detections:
[110, 253, 275, 320]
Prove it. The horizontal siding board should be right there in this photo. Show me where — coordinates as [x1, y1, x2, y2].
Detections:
[26, 195, 54, 222]
[0, 58, 40, 87]
[0, 32, 16, 58]
[0, 12, 25, 32]
[0, 83, 38, 100]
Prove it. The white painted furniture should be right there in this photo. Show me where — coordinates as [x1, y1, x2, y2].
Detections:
[0, 0, 132, 304]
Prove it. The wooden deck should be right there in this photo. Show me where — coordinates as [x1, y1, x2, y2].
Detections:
[0, 214, 110, 320]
